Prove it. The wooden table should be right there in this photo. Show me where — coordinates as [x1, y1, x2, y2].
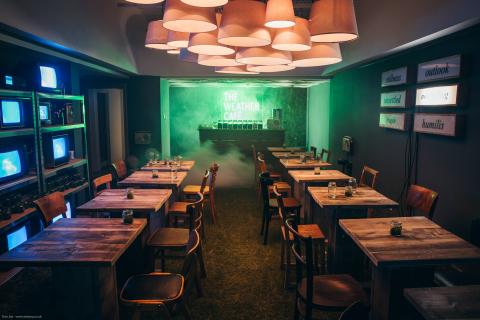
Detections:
[272, 151, 308, 159]
[280, 158, 332, 169]
[141, 160, 195, 172]
[308, 186, 398, 274]
[289, 170, 351, 219]
[340, 217, 480, 320]
[118, 170, 187, 191]
[404, 285, 480, 320]
[267, 147, 305, 152]
[76, 189, 171, 234]
[0, 218, 147, 320]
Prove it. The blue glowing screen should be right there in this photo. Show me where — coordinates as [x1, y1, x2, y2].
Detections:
[39, 105, 50, 120]
[1, 100, 21, 124]
[53, 136, 67, 160]
[40, 66, 58, 89]
[0, 150, 22, 179]
[5, 75, 13, 86]
[7, 226, 27, 250]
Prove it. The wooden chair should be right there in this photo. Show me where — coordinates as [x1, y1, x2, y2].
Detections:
[148, 193, 206, 278]
[273, 186, 325, 289]
[183, 163, 219, 224]
[406, 184, 439, 220]
[91, 173, 112, 197]
[111, 160, 128, 185]
[34, 192, 68, 227]
[339, 301, 370, 320]
[121, 230, 202, 320]
[310, 146, 317, 159]
[319, 148, 331, 162]
[259, 172, 301, 245]
[285, 217, 367, 320]
[359, 166, 379, 189]
[257, 154, 291, 196]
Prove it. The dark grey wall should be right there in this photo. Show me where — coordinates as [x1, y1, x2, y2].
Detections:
[329, 25, 480, 240]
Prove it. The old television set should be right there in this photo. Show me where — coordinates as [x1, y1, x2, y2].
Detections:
[7, 225, 28, 251]
[38, 65, 61, 92]
[43, 134, 70, 168]
[38, 102, 51, 125]
[0, 99, 24, 129]
[0, 146, 28, 184]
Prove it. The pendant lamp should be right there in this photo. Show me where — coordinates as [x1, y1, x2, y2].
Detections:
[167, 49, 181, 54]
[145, 20, 173, 50]
[126, 0, 164, 3]
[236, 47, 292, 66]
[272, 17, 311, 51]
[309, 0, 358, 42]
[180, 0, 228, 7]
[188, 13, 235, 56]
[215, 65, 259, 75]
[179, 48, 199, 63]
[163, 0, 217, 33]
[218, 0, 271, 47]
[167, 31, 190, 48]
[247, 64, 295, 73]
[265, 0, 295, 28]
[198, 53, 243, 67]
[290, 43, 342, 67]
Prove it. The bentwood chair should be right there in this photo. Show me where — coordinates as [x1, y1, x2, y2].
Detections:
[260, 172, 301, 245]
[120, 230, 202, 320]
[359, 166, 380, 189]
[91, 173, 112, 197]
[310, 146, 317, 159]
[183, 162, 219, 224]
[285, 217, 367, 320]
[319, 148, 331, 162]
[148, 193, 206, 278]
[110, 160, 128, 186]
[406, 184, 439, 219]
[273, 186, 325, 289]
[34, 192, 68, 227]
[257, 154, 291, 196]
[339, 301, 370, 320]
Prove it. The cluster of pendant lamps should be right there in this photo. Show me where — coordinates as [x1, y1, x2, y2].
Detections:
[137, 0, 358, 74]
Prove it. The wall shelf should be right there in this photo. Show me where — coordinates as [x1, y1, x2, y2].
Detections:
[63, 182, 89, 197]
[36, 93, 85, 101]
[0, 207, 37, 235]
[40, 123, 85, 133]
[0, 128, 35, 139]
[43, 158, 88, 178]
[0, 175, 38, 194]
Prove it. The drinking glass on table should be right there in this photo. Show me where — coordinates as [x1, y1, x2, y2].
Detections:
[349, 177, 358, 194]
[328, 182, 337, 199]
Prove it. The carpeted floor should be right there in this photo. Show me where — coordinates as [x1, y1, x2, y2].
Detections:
[0, 187, 339, 319]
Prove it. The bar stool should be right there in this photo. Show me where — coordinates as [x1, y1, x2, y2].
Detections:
[120, 230, 202, 320]
[259, 172, 300, 245]
[285, 217, 368, 320]
[273, 186, 325, 289]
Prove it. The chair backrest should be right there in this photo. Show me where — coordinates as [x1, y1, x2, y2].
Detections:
[34, 192, 67, 227]
[259, 172, 274, 207]
[92, 173, 112, 197]
[257, 154, 267, 173]
[406, 185, 439, 219]
[199, 170, 210, 194]
[209, 162, 219, 191]
[359, 165, 380, 189]
[320, 148, 331, 162]
[186, 192, 204, 232]
[339, 301, 370, 320]
[310, 146, 317, 158]
[273, 185, 300, 225]
[182, 230, 201, 296]
[285, 216, 315, 320]
[111, 160, 128, 181]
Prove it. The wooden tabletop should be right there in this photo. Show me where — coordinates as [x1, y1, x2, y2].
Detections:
[280, 158, 332, 169]
[76, 189, 171, 213]
[267, 147, 305, 152]
[272, 151, 308, 159]
[404, 285, 480, 320]
[118, 170, 187, 188]
[141, 160, 195, 172]
[0, 218, 147, 267]
[340, 217, 480, 267]
[289, 170, 351, 183]
[308, 186, 398, 208]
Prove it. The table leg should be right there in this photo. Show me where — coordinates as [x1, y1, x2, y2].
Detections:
[371, 266, 434, 320]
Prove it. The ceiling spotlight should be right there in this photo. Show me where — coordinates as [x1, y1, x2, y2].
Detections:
[309, 0, 358, 42]
[163, 0, 217, 33]
[265, 0, 295, 28]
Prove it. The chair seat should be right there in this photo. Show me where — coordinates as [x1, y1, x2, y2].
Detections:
[269, 182, 291, 194]
[270, 172, 282, 179]
[281, 224, 325, 240]
[183, 185, 210, 194]
[269, 197, 301, 209]
[121, 273, 184, 305]
[148, 228, 190, 248]
[298, 274, 367, 309]
[168, 201, 189, 214]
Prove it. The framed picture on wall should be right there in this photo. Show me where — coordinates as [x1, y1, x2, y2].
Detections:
[134, 131, 152, 145]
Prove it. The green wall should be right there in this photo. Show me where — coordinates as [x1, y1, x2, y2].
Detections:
[169, 85, 307, 155]
[307, 81, 330, 151]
